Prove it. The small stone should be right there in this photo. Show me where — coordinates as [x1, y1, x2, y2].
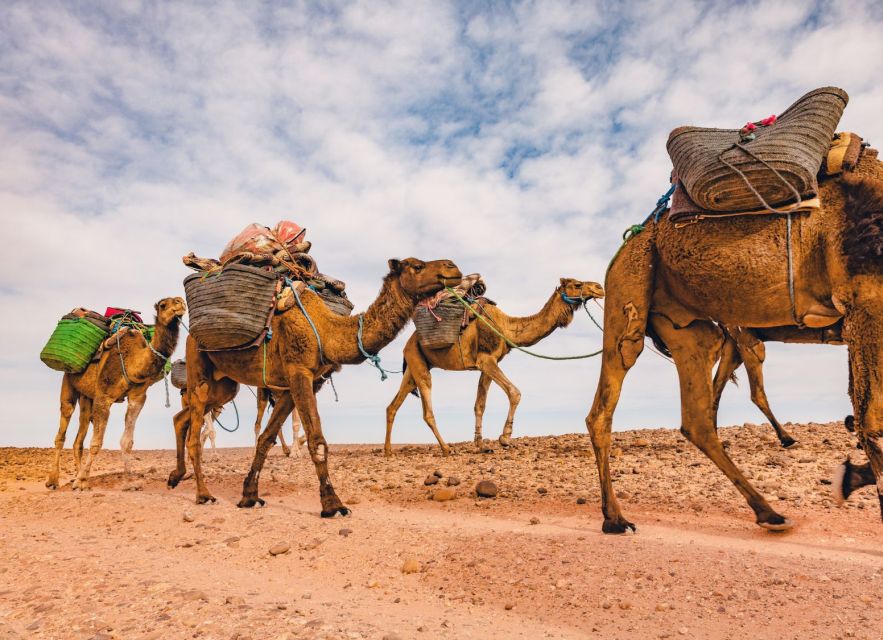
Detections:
[424, 475, 440, 486]
[301, 592, 312, 600]
[576, 497, 587, 505]
[401, 559, 422, 574]
[446, 476, 461, 486]
[269, 542, 290, 556]
[182, 590, 208, 602]
[504, 603, 514, 610]
[529, 517, 540, 525]
[182, 511, 194, 523]
[383, 634, 404, 640]
[339, 528, 353, 537]
[678, 628, 688, 636]
[536, 487, 547, 495]
[225, 595, 245, 606]
[633, 438, 650, 447]
[366, 579, 381, 588]
[656, 602, 670, 612]
[618, 601, 632, 610]
[475, 480, 498, 498]
[433, 470, 443, 478]
[601, 601, 612, 609]
[432, 487, 457, 502]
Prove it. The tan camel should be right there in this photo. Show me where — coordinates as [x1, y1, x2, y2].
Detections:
[254, 388, 304, 457]
[588, 159, 883, 533]
[169, 257, 461, 515]
[384, 279, 604, 456]
[46, 297, 186, 490]
[712, 323, 845, 448]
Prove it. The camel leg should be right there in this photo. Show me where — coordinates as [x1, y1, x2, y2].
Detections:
[239, 393, 294, 508]
[473, 373, 492, 444]
[254, 388, 269, 451]
[711, 336, 742, 428]
[290, 409, 303, 458]
[277, 424, 291, 457]
[200, 412, 217, 451]
[475, 355, 520, 447]
[72, 397, 113, 490]
[288, 371, 349, 517]
[47, 375, 79, 489]
[739, 338, 796, 448]
[384, 368, 417, 457]
[650, 314, 790, 530]
[72, 396, 92, 477]
[119, 387, 147, 475]
[186, 385, 215, 504]
[167, 406, 191, 488]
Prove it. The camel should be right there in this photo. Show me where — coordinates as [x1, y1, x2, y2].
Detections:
[712, 323, 844, 448]
[384, 278, 605, 456]
[254, 388, 305, 457]
[169, 257, 462, 515]
[46, 297, 186, 490]
[588, 158, 883, 533]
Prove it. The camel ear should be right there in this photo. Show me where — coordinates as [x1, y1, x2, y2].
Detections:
[559, 277, 570, 287]
[388, 259, 402, 274]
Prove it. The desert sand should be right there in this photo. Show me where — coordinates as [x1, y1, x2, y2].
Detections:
[0, 421, 880, 640]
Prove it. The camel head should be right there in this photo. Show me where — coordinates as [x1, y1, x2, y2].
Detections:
[558, 278, 604, 305]
[388, 258, 462, 299]
[154, 296, 187, 326]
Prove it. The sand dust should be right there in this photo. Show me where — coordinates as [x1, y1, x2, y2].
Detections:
[0, 421, 881, 639]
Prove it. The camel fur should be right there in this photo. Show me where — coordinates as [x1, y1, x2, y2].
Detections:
[46, 297, 186, 490]
[385, 279, 604, 456]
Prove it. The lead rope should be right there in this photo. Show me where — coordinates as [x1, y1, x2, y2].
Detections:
[357, 314, 402, 380]
[785, 212, 800, 325]
[213, 399, 240, 432]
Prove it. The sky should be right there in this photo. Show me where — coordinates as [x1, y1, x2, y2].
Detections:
[1, 0, 881, 451]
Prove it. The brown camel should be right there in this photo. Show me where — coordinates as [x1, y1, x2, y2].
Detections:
[588, 159, 883, 533]
[46, 297, 186, 490]
[254, 388, 304, 457]
[712, 323, 845, 448]
[170, 257, 461, 515]
[384, 279, 604, 456]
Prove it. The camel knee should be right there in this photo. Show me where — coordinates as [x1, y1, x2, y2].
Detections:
[310, 442, 328, 464]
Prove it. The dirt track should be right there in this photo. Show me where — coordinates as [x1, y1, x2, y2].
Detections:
[1, 421, 881, 639]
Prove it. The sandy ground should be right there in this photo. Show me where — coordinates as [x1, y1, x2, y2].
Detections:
[1, 420, 881, 640]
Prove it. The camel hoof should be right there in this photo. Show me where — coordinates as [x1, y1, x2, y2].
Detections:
[832, 459, 850, 505]
[237, 496, 265, 509]
[601, 517, 636, 534]
[45, 479, 58, 490]
[71, 480, 90, 491]
[320, 506, 351, 518]
[780, 437, 797, 449]
[282, 447, 292, 457]
[757, 513, 794, 531]
[498, 436, 511, 448]
[383, 449, 394, 458]
[844, 415, 855, 433]
[195, 494, 217, 505]
[167, 473, 183, 489]
[441, 447, 452, 457]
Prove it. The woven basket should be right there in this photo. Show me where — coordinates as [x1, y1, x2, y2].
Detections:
[318, 288, 354, 316]
[184, 263, 279, 350]
[40, 318, 108, 373]
[667, 87, 848, 212]
[413, 301, 463, 350]
[170, 359, 187, 390]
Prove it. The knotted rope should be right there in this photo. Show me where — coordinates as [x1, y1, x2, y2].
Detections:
[357, 314, 402, 380]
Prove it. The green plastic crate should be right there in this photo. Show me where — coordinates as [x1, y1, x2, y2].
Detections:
[40, 318, 108, 373]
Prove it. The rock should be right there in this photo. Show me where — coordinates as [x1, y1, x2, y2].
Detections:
[446, 476, 460, 486]
[225, 595, 245, 606]
[122, 481, 143, 492]
[536, 487, 547, 495]
[423, 475, 440, 486]
[366, 579, 381, 588]
[633, 438, 650, 447]
[601, 601, 612, 609]
[504, 603, 514, 610]
[529, 516, 540, 525]
[618, 601, 632, 610]
[401, 559, 422, 574]
[182, 511, 194, 523]
[432, 487, 456, 502]
[656, 602, 670, 611]
[383, 634, 404, 640]
[182, 590, 208, 602]
[475, 480, 498, 498]
[339, 528, 353, 537]
[576, 497, 587, 505]
[433, 470, 443, 478]
[269, 542, 290, 556]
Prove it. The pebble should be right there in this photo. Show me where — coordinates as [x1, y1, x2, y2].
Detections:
[339, 528, 353, 537]
[504, 603, 514, 610]
[182, 590, 208, 602]
[618, 601, 632, 610]
[576, 497, 587, 505]
[401, 559, 422, 574]
[529, 517, 540, 525]
[433, 470, 443, 478]
[382, 634, 403, 640]
[446, 476, 461, 486]
[536, 487, 548, 495]
[475, 480, 498, 498]
[423, 475, 440, 486]
[269, 542, 290, 556]
[633, 438, 650, 447]
[432, 487, 457, 502]
[182, 511, 194, 523]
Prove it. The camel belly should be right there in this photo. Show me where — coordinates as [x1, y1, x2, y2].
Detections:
[654, 215, 835, 328]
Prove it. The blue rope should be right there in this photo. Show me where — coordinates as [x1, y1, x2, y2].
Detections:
[651, 182, 676, 223]
[213, 399, 240, 432]
[357, 314, 401, 381]
[287, 278, 326, 366]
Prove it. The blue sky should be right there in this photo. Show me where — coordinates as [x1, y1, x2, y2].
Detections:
[1, 0, 881, 450]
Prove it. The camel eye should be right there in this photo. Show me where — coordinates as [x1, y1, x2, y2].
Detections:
[413, 264, 424, 272]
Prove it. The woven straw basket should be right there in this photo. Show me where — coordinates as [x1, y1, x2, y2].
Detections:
[40, 318, 108, 373]
[170, 359, 187, 390]
[317, 288, 354, 316]
[667, 87, 848, 212]
[413, 301, 463, 350]
[184, 264, 279, 351]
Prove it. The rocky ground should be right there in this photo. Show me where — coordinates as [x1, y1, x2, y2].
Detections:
[0, 421, 881, 640]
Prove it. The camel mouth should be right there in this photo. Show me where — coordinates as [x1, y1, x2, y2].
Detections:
[438, 274, 463, 287]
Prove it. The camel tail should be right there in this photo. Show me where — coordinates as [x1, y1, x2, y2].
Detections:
[729, 371, 739, 386]
[841, 174, 883, 275]
[645, 323, 672, 358]
[402, 359, 419, 397]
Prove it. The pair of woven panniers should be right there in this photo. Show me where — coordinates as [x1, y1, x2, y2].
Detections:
[170, 359, 187, 389]
[40, 313, 111, 373]
[667, 87, 848, 212]
[413, 301, 464, 350]
[317, 287, 354, 316]
[184, 263, 279, 350]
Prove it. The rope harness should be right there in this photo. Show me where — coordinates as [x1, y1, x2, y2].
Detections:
[213, 399, 240, 432]
[444, 287, 603, 361]
[357, 314, 402, 380]
[115, 324, 172, 408]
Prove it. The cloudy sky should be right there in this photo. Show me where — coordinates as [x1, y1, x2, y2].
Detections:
[1, 0, 881, 451]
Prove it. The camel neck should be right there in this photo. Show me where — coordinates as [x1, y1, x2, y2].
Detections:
[328, 274, 416, 364]
[150, 317, 180, 359]
[502, 291, 575, 348]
